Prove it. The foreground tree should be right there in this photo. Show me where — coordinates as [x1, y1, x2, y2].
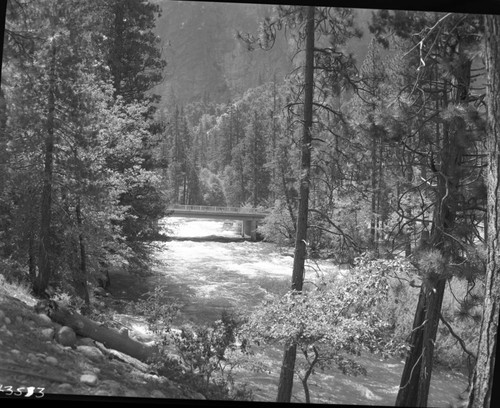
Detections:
[243, 257, 404, 403]
[35, 32, 57, 296]
[274, 6, 315, 402]
[468, 13, 500, 408]
[367, 11, 487, 406]
[238, 6, 361, 400]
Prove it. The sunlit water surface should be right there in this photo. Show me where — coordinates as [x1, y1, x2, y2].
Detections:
[146, 217, 468, 405]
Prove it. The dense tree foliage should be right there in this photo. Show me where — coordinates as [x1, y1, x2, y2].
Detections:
[1, 0, 166, 303]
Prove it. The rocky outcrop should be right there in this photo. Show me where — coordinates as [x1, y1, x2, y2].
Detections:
[0, 292, 206, 400]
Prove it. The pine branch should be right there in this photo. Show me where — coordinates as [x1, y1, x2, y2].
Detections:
[439, 313, 476, 360]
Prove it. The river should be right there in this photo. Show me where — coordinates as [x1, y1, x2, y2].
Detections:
[127, 217, 469, 405]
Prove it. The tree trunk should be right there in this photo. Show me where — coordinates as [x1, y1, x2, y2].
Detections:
[276, 5, 315, 403]
[271, 73, 277, 202]
[253, 113, 258, 207]
[396, 185, 451, 407]
[300, 345, 319, 404]
[41, 300, 158, 363]
[370, 132, 378, 250]
[111, 0, 123, 98]
[279, 170, 296, 237]
[75, 200, 90, 310]
[396, 41, 470, 407]
[28, 230, 37, 284]
[34, 40, 57, 297]
[301, 377, 311, 404]
[276, 341, 298, 402]
[467, 14, 500, 408]
[396, 130, 459, 407]
[291, 4, 315, 294]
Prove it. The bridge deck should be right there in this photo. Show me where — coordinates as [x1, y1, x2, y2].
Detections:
[166, 204, 268, 220]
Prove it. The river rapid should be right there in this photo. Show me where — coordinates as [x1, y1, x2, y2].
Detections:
[143, 217, 468, 405]
[154, 217, 337, 325]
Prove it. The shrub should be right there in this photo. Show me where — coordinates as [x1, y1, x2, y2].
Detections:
[258, 200, 295, 246]
[254, 275, 290, 297]
[134, 286, 181, 335]
[242, 261, 403, 403]
[138, 290, 254, 401]
[0, 257, 30, 285]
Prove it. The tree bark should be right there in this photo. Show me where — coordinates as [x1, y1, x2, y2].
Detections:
[34, 39, 57, 297]
[276, 5, 315, 403]
[468, 14, 500, 408]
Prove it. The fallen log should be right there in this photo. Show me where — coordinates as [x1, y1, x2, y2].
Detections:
[37, 300, 158, 364]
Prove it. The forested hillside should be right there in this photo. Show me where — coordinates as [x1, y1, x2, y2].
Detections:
[2, 1, 500, 407]
[152, 0, 292, 105]
[151, 0, 372, 106]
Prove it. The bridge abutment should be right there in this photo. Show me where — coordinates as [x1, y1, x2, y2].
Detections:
[243, 219, 258, 241]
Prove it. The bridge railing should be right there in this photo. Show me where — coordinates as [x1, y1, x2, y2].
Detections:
[168, 204, 268, 214]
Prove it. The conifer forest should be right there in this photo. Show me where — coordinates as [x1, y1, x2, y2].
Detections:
[1, 1, 500, 406]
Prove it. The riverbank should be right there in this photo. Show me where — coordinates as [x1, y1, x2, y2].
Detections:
[0, 278, 206, 402]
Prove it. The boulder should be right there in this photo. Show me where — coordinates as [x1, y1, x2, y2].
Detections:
[76, 345, 104, 362]
[40, 327, 55, 341]
[56, 326, 77, 347]
[37, 313, 53, 326]
[80, 373, 99, 387]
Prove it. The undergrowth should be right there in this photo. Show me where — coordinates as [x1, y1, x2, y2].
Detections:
[136, 287, 255, 401]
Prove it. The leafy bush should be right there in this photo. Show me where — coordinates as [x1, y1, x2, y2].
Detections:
[137, 290, 254, 401]
[52, 291, 78, 309]
[134, 286, 181, 335]
[161, 310, 253, 400]
[258, 200, 295, 246]
[254, 275, 290, 297]
[0, 265, 33, 303]
[0, 257, 29, 285]
[242, 260, 403, 402]
[367, 257, 420, 355]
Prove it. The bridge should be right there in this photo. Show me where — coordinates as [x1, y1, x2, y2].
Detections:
[166, 204, 269, 241]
